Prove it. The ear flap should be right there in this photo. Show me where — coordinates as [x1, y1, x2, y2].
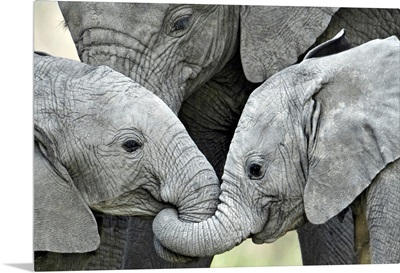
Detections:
[239, 6, 338, 83]
[34, 138, 100, 253]
[303, 29, 351, 59]
[303, 37, 400, 224]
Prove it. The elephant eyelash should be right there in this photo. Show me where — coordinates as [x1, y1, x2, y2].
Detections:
[59, 19, 69, 31]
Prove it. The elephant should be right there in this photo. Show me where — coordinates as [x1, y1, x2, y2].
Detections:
[33, 52, 220, 270]
[58, 2, 400, 267]
[153, 32, 400, 264]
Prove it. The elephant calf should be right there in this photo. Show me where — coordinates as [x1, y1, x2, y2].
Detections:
[153, 32, 400, 264]
[33, 53, 220, 270]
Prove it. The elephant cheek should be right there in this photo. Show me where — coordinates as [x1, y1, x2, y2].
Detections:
[252, 201, 305, 244]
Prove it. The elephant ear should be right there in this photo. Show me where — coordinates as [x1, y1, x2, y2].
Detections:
[303, 36, 400, 224]
[239, 6, 338, 83]
[34, 130, 100, 253]
[303, 29, 351, 59]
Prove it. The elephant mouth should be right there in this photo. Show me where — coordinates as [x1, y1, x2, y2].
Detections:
[252, 199, 305, 244]
[261, 195, 282, 204]
[90, 188, 172, 217]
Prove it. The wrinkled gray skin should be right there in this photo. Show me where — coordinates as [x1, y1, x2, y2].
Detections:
[59, 2, 400, 267]
[154, 35, 400, 263]
[33, 53, 220, 270]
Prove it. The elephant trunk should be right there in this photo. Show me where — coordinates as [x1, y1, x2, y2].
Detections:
[159, 129, 221, 223]
[151, 125, 223, 263]
[153, 179, 255, 259]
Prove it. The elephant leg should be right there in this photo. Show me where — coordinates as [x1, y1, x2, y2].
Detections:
[297, 211, 356, 265]
[178, 50, 259, 178]
[366, 159, 400, 263]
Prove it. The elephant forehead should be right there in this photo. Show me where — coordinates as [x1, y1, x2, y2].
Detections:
[241, 76, 293, 120]
[234, 68, 301, 139]
[232, 87, 294, 159]
[231, 127, 284, 166]
[61, 66, 176, 135]
[236, 96, 287, 137]
[88, 85, 176, 130]
[78, 66, 164, 112]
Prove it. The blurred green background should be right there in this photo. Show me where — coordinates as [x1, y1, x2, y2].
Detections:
[33, 1, 303, 267]
[211, 235, 302, 267]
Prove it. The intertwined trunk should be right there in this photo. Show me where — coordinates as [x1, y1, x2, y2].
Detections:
[153, 178, 256, 258]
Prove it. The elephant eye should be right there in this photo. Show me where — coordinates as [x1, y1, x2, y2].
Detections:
[172, 15, 191, 32]
[247, 161, 266, 180]
[122, 139, 141, 153]
[249, 163, 263, 179]
[165, 7, 193, 37]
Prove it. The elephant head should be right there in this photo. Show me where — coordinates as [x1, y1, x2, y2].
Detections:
[33, 53, 220, 256]
[152, 33, 400, 258]
[58, 2, 338, 112]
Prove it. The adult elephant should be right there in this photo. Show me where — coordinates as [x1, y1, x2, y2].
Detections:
[58, 2, 400, 267]
[153, 33, 400, 264]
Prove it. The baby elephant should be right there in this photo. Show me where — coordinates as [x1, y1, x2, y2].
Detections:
[34, 53, 219, 261]
[222, 33, 400, 262]
[152, 31, 400, 264]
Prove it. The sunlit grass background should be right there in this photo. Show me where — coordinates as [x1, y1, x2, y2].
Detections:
[211, 235, 302, 267]
[33, 1, 303, 267]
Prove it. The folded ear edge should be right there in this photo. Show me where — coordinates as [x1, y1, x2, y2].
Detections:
[303, 29, 352, 60]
